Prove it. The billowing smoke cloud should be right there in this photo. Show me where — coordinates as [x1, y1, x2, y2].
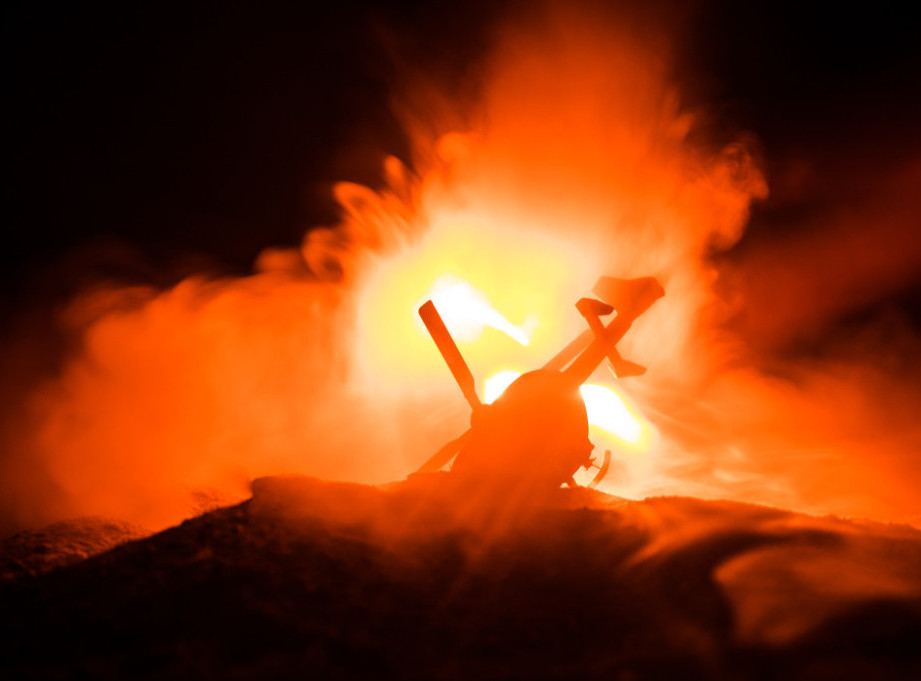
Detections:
[688, 153, 921, 524]
[1, 0, 918, 536]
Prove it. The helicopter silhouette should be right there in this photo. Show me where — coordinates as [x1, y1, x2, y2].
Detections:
[415, 276, 664, 494]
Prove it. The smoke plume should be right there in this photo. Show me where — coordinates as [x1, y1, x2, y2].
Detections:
[2, 0, 919, 536]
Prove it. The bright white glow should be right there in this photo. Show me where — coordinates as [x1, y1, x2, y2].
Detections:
[483, 370, 647, 446]
[483, 370, 522, 403]
[579, 384, 642, 444]
[429, 276, 532, 346]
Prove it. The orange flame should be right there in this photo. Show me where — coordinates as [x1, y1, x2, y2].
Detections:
[484, 369, 654, 449]
[4, 2, 918, 538]
[355, 220, 593, 391]
[428, 276, 533, 346]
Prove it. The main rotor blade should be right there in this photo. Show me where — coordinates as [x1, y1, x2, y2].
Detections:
[564, 277, 664, 387]
[418, 300, 482, 410]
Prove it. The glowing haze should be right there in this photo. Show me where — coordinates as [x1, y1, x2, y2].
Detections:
[1, 1, 919, 535]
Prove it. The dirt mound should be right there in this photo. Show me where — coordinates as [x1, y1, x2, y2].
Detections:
[2, 475, 919, 680]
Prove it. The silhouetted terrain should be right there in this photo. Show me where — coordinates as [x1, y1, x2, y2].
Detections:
[2, 476, 919, 680]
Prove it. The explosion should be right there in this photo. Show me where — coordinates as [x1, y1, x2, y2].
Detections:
[1, 0, 919, 537]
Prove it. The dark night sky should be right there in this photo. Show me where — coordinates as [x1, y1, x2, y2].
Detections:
[3, 0, 920, 324]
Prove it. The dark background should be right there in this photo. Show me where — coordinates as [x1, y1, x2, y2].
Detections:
[3, 0, 920, 328]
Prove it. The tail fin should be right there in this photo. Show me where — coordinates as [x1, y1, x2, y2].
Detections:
[608, 348, 647, 378]
[592, 276, 664, 320]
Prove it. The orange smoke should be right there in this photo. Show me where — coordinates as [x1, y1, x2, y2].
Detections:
[353, 3, 765, 500]
[2, 0, 918, 536]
